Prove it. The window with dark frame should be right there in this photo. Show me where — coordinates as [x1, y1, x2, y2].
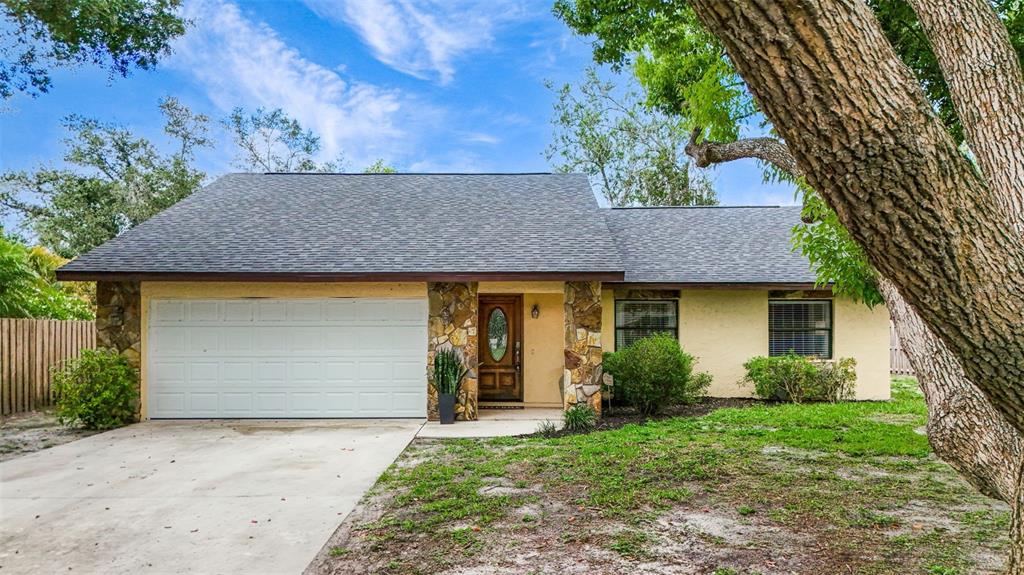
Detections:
[614, 300, 678, 349]
[769, 299, 832, 359]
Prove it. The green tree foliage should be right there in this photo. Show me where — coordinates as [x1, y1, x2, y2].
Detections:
[0, 0, 187, 99]
[53, 348, 138, 429]
[224, 107, 346, 173]
[0, 229, 92, 319]
[363, 159, 397, 173]
[546, 68, 716, 207]
[554, 0, 1023, 304]
[0, 97, 211, 258]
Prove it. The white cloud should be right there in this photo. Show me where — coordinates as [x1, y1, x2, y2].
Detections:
[304, 0, 530, 83]
[170, 0, 423, 166]
[461, 132, 501, 145]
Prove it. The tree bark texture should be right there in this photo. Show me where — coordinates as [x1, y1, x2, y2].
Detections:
[686, 129, 801, 176]
[907, 0, 1024, 222]
[688, 0, 1024, 439]
[880, 277, 1022, 502]
[681, 132, 1024, 504]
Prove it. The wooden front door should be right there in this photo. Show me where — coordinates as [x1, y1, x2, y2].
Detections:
[478, 295, 523, 402]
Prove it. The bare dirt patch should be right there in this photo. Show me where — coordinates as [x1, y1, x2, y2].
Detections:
[0, 411, 97, 462]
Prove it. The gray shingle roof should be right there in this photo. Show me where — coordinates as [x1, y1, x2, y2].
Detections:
[603, 206, 818, 284]
[59, 173, 623, 278]
[59, 173, 818, 285]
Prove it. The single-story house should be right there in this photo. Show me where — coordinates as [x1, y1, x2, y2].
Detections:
[56, 173, 890, 420]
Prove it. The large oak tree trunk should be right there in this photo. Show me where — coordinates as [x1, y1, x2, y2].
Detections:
[880, 277, 1022, 503]
[687, 0, 1024, 439]
[686, 2, 1024, 568]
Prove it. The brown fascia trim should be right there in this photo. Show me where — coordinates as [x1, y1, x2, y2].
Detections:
[54, 270, 627, 283]
[603, 281, 826, 290]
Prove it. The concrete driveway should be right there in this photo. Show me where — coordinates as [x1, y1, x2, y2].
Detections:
[0, 419, 422, 574]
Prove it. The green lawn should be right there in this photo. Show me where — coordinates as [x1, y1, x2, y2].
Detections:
[309, 378, 1008, 575]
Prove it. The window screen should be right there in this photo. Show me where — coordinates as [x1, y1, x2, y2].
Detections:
[615, 300, 678, 349]
[769, 300, 832, 358]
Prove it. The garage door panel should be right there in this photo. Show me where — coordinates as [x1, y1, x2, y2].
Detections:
[289, 301, 323, 321]
[223, 301, 255, 322]
[151, 327, 187, 354]
[324, 329, 357, 350]
[153, 392, 185, 416]
[153, 300, 185, 322]
[222, 327, 254, 352]
[188, 328, 220, 353]
[222, 362, 253, 383]
[289, 327, 323, 352]
[290, 361, 322, 383]
[324, 300, 356, 321]
[222, 393, 253, 414]
[148, 298, 427, 418]
[257, 301, 288, 322]
[189, 362, 219, 383]
[188, 301, 221, 322]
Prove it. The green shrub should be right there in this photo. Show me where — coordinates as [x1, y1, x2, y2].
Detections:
[602, 333, 711, 415]
[563, 403, 597, 432]
[742, 352, 856, 403]
[53, 348, 138, 429]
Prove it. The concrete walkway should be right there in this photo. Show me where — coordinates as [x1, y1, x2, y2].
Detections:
[0, 419, 421, 574]
[417, 408, 563, 438]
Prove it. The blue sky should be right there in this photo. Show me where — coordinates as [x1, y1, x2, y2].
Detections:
[1, 0, 795, 227]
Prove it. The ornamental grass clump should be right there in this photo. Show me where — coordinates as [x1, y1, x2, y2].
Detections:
[563, 403, 598, 433]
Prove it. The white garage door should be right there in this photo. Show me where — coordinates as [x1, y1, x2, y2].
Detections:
[147, 298, 427, 418]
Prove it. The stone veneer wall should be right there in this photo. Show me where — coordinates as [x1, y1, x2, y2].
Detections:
[563, 281, 603, 413]
[96, 281, 142, 418]
[427, 282, 479, 421]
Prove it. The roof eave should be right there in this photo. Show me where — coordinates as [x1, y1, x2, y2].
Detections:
[603, 281, 828, 290]
[54, 270, 627, 283]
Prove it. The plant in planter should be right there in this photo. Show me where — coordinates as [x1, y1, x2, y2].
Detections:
[433, 347, 468, 424]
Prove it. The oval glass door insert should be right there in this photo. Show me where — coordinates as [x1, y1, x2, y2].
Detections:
[488, 308, 508, 361]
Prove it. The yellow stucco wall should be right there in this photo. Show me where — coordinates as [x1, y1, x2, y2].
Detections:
[679, 289, 770, 398]
[478, 282, 565, 407]
[602, 288, 891, 400]
[834, 297, 892, 400]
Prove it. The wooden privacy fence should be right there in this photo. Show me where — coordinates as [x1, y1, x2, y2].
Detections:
[890, 322, 915, 376]
[1, 318, 96, 416]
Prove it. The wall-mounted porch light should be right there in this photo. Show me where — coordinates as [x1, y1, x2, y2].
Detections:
[531, 304, 540, 319]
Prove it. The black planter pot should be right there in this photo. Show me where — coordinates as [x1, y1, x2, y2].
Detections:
[438, 393, 456, 424]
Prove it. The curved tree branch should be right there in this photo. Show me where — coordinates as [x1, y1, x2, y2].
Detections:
[685, 128, 802, 176]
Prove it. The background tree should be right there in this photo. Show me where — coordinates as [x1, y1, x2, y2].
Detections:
[363, 159, 397, 173]
[0, 228, 92, 319]
[0, 97, 210, 257]
[546, 68, 716, 206]
[0, 0, 187, 99]
[224, 107, 345, 173]
[556, 0, 1024, 568]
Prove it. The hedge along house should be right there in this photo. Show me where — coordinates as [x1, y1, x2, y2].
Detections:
[56, 173, 890, 421]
